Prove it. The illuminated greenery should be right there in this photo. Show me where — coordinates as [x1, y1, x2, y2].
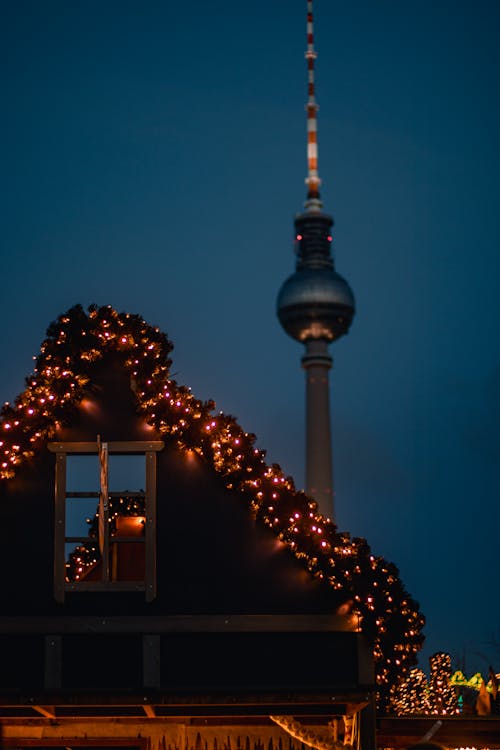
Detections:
[389, 667, 429, 715]
[0, 304, 425, 708]
[428, 652, 459, 715]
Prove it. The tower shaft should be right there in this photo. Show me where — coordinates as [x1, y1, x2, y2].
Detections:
[302, 339, 333, 517]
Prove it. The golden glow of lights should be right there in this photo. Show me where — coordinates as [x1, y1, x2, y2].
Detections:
[391, 652, 464, 717]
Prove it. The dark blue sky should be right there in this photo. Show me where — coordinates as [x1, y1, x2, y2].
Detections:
[2, 1, 499, 676]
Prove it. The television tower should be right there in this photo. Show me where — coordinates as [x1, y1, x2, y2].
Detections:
[277, 0, 355, 519]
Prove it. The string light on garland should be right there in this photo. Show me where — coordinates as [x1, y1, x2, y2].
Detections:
[0, 303, 425, 709]
[65, 493, 146, 582]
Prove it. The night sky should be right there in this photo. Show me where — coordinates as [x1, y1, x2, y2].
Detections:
[2, 1, 499, 677]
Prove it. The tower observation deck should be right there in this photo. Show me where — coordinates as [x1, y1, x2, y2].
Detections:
[277, 0, 355, 519]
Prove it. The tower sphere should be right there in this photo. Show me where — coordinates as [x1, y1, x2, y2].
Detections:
[277, 266, 354, 343]
[277, 209, 355, 343]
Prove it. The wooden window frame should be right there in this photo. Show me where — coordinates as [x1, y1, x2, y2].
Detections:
[48, 440, 164, 603]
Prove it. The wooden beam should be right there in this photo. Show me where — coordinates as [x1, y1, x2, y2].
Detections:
[0, 613, 357, 634]
[0, 693, 370, 712]
[142, 704, 156, 718]
[377, 716, 500, 748]
[53, 452, 67, 603]
[44, 635, 62, 690]
[48, 442, 164, 454]
[0, 737, 148, 749]
[145, 450, 157, 602]
[143, 634, 161, 688]
[34, 705, 56, 719]
[64, 581, 146, 593]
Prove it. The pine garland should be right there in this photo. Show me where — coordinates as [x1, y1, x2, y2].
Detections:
[269, 715, 354, 750]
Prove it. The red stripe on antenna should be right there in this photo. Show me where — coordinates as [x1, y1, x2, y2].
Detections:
[304, 0, 321, 205]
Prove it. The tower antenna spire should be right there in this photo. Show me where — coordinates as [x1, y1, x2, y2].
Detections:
[305, 0, 322, 211]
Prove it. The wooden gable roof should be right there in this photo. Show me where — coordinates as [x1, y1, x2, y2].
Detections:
[0, 304, 424, 708]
